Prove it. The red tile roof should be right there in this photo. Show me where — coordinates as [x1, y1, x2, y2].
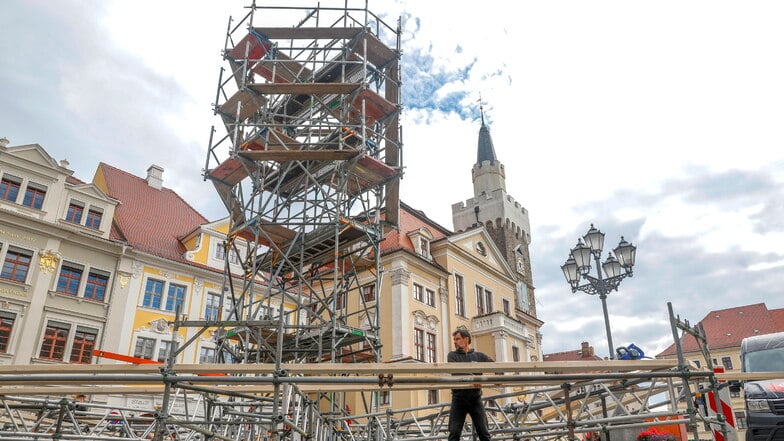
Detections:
[657, 303, 784, 357]
[379, 202, 451, 255]
[96, 163, 208, 262]
[65, 175, 85, 185]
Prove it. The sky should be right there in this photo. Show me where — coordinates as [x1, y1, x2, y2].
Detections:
[2, 0, 784, 359]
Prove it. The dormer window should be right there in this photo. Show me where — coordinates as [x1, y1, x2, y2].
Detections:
[419, 237, 430, 258]
[22, 183, 47, 210]
[66, 201, 84, 224]
[407, 227, 434, 260]
[64, 199, 106, 231]
[85, 208, 103, 230]
[0, 174, 22, 203]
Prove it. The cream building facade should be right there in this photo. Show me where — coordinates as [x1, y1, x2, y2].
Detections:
[0, 141, 124, 367]
[0, 140, 286, 410]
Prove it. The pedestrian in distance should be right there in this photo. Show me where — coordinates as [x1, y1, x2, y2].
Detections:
[447, 327, 493, 441]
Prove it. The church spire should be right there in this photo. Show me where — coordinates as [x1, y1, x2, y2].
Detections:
[476, 99, 498, 164]
[470, 97, 506, 197]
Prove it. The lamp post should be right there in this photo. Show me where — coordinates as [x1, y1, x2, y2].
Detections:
[561, 224, 636, 360]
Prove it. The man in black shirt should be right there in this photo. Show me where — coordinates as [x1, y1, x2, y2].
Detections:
[447, 328, 493, 441]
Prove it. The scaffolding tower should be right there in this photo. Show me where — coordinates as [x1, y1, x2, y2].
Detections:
[198, 1, 402, 440]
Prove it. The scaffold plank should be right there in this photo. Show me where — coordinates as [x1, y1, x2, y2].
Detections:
[219, 88, 266, 124]
[239, 149, 360, 162]
[249, 82, 360, 95]
[253, 27, 362, 41]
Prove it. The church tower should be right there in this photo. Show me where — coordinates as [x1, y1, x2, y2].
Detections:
[451, 109, 537, 318]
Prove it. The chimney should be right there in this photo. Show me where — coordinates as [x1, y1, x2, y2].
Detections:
[146, 164, 164, 190]
[581, 341, 594, 359]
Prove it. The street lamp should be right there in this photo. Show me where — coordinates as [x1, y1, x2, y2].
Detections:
[560, 224, 637, 360]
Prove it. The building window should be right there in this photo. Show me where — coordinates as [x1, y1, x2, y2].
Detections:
[22, 183, 47, 209]
[425, 288, 436, 307]
[205, 292, 221, 320]
[66, 201, 84, 224]
[413, 283, 424, 302]
[485, 289, 493, 313]
[419, 237, 430, 258]
[414, 328, 425, 362]
[55, 262, 110, 302]
[69, 327, 97, 364]
[730, 383, 741, 398]
[165, 283, 186, 313]
[158, 341, 172, 363]
[427, 332, 437, 363]
[214, 243, 243, 265]
[427, 389, 438, 405]
[379, 390, 390, 406]
[84, 270, 109, 301]
[142, 279, 188, 313]
[38, 320, 99, 363]
[134, 337, 156, 360]
[692, 359, 701, 368]
[476, 285, 486, 315]
[721, 356, 734, 370]
[0, 311, 16, 353]
[512, 346, 521, 362]
[39, 322, 70, 361]
[200, 347, 216, 363]
[362, 284, 376, 302]
[1, 246, 33, 283]
[335, 291, 346, 310]
[57, 263, 83, 295]
[455, 275, 465, 317]
[503, 298, 511, 315]
[143, 279, 165, 309]
[0, 175, 21, 203]
[214, 243, 226, 260]
[85, 208, 103, 230]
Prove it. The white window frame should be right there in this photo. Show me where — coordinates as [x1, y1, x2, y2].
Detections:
[64, 198, 106, 230]
[425, 287, 436, 307]
[204, 292, 222, 320]
[413, 283, 424, 303]
[199, 345, 217, 363]
[140, 276, 191, 314]
[35, 315, 102, 364]
[53, 259, 112, 302]
[362, 283, 376, 302]
[454, 274, 466, 317]
[0, 308, 22, 356]
[0, 242, 35, 285]
[132, 332, 182, 363]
